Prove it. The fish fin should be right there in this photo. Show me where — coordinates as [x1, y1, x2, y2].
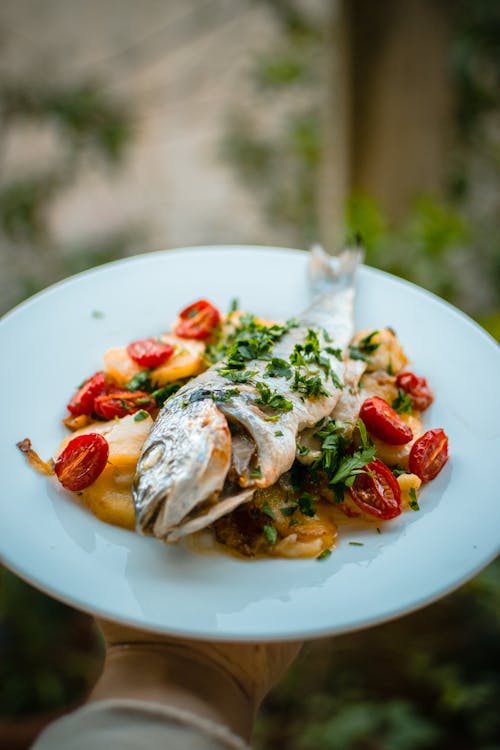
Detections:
[308, 243, 363, 297]
[164, 488, 255, 542]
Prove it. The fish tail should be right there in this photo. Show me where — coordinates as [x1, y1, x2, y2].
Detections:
[308, 243, 363, 297]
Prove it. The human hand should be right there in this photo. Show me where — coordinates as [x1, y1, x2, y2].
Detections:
[89, 618, 303, 742]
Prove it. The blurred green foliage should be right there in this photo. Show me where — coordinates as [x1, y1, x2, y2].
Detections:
[221, 0, 500, 338]
[255, 559, 500, 750]
[0, 567, 103, 716]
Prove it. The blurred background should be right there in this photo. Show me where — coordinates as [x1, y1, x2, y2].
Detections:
[1, 0, 499, 748]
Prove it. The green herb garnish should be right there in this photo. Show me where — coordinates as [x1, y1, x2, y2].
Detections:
[218, 368, 257, 383]
[348, 330, 380, 361]
[250, 465, 263, 479]
[133, 410, 149, 422]
[265, 357, 293, 379]
[317, 549, 332, 560]
[255, 381, 293, 411]
[263, 524, 278, 545]
[261, 501, 275, 519]
[126, 370, 153, 391]
[212, 388, 240, 403]
[392, 388, 413, 414]
[152, 382, 183, 407]
[298, 492, 317, 517]
[409, 487, 420, 511]
[291, 370, 330, 399]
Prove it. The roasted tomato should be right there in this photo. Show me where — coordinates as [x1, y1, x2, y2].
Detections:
[395, 371, 434, 412]
[94, 390, 155, 419]
[360, 396, 413, 445]
[55, 433, 109, 491]
[409, 428, 449, 483]
[349, 459, 402, 520]
[126, 338, 175, 369]
[174, 299, 221, 340]
[67, 371, 108, 416]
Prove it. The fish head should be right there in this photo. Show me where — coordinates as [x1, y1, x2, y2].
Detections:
[133, 397, 231, 539]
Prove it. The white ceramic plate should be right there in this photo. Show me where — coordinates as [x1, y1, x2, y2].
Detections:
[1, 246, 499, 641]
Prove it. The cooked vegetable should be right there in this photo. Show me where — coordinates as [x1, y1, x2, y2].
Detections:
[94, 390, 155, 420]
[349, 459, 402, 520]
[54, 433, 109, 491]
[395, 371, 434, 412]
[67, 371, 108, 416]
[360, 396, 413, 445]
[126, 338, 175, 369]
[409, 428, 449, 482]
[174, 299, 221, 339]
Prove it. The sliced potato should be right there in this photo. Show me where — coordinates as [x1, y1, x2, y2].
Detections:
[57, 413, 153, 529]
[371, 413, 423, 469]
[103, 334, 206, 386]
[351, 328, 408, 374]
[397, 472, 422, 510]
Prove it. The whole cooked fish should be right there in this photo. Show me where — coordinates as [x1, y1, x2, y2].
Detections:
[133, 246, 362, 542]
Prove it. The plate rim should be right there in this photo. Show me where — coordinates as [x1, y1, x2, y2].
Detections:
[1, 244, 499, 642]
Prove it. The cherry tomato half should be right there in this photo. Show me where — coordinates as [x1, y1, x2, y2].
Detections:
[360, 396, 413, 445]
[126, 338, 175, 369]
[174, 299, 221, 340]
[67, 371, 108, 416]
[409, 428, 449, 483]
[94, 390, 155, 420]
[55, 433, 109, 491]
[349, 459, 402, 520]
[395, 371, 434, 412]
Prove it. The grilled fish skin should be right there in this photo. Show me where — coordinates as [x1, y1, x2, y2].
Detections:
[133, 246, 362, 542]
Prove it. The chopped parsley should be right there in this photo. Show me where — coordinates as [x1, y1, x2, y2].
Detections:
[263, 524, 278, 545]
[298, 492, 317, 517]
[348, 330, 380, 361]
[133, 410, 149, 422]
[265, 357, 293, 379]
[223, 315, 297, 370]
[297, 444, 310, 456]
[212, 388, 240, 403]
[217, 368, 257, 383]
[311, 418, 376, 499]
[255, 381, 293, 412]
[392, 388, 413, 414]
[325, 346, 343, 360]
[250, 465, 263, 479]
[409, 487, 420, 511]
[152, 382, 183, 407]
[126, 370, 153, 391]
[316, 549, 332, 560]
[280, 504, 298, 517]
[228, 297, 239, 314]
[261, 501, 275, 519]
[274, 430, 284, 437]
[391, 465, 407, 478]
[291, 370, 330, 399]
[91, 309, 105, 319]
